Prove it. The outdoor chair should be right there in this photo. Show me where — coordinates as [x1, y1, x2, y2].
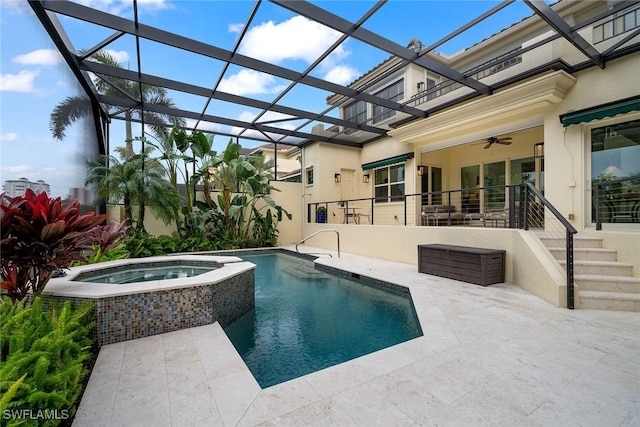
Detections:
[357, 209, 372, 224]
[484, 203, 509, 227]
[421, 205, 463, 226]
[463, 212, 485, 226]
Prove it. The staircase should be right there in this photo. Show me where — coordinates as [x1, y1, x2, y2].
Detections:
[539, 234, 640, 311]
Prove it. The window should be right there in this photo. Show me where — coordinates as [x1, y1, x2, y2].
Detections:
[306, 167, 314, 186]
[374, 164, 405, 203]
[372, 79, 404, 124]
[590, 119, 640, 224]
[344, 101, 367, 134]
[484, 161, 506, 210]
[461, 165, 480, 213]
[510, 157, 535, 186]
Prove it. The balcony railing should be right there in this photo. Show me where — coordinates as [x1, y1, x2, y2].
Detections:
[410, 48, 523, 106]
[308, 183, 578, 308]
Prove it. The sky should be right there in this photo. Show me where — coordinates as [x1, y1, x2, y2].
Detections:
[0, 0, 536, 198]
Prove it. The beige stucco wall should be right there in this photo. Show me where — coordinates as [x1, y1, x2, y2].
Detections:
[268, 181, 303, 245]
[107, 180, 303, 245]
[299, 222, 567, 307]
[543, 56, 640, 232]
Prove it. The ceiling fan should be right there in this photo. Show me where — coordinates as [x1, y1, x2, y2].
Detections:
[484, 136, 513, 149]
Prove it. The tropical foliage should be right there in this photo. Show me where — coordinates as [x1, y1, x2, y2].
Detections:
[143, 127, 215, 235]
[0, 297, 95, 426]
[85, 146, 179, 231]
[196, 138, 290, 245]
[0, 190, 123, 301]
[142, 129, 291, 246]
[50, 50, 184, 159]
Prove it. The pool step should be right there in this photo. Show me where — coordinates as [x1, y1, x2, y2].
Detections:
[284, 262, 331, 281]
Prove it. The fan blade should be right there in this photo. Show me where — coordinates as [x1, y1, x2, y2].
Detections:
[497, 139, 512, 145]
[484, 142, 492, 149]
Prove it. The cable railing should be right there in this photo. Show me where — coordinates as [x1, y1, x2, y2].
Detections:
[307, 184, 545, 228]
[521, 183, 578, 309]
[307, 182, 579, 308]
[593, 175, 640, 230]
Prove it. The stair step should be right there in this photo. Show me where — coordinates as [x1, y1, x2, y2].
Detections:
[538, 235, 603, 249]
[283, 262, 331, 281]
[558, 260, 634, 276]
[548, 247, 617, 261]
[575, 274, 640, 293]
[579, 291, 640, 312]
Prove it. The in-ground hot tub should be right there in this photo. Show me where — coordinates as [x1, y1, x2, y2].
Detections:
[43, 255, 255, 346]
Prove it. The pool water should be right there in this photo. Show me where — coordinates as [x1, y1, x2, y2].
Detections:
[223, 253, 422, 388]
[73, 265, 215, 284]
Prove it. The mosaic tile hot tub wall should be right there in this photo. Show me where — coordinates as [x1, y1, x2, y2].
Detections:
[44, 269, 254, 346]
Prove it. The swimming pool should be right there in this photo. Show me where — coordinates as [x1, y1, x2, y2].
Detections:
[224, 252, 422, 388]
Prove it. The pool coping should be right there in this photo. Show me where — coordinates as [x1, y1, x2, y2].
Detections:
[44, 255, 252, 298]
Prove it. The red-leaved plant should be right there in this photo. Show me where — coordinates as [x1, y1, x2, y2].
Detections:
[0, 190, 123, 301]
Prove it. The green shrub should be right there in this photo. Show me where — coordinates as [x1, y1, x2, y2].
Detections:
[0, 297, 95, 426]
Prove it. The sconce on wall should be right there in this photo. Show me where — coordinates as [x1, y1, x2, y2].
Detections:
[534, 142, 544, 158]
[416, 165, 425, 176]
[363, 174, 370, 183]
[334, 173, 341, 183]
[417, 81, 425, 92]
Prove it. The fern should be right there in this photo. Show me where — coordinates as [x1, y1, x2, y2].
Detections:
[0, 297, 95, 426]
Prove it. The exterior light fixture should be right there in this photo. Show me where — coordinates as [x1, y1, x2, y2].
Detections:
[334, 173, 341, 183]
[417, 81, 425, 92]
[534, 142, 544, 158]
[416, 165, 425, 176]
[363, 174, 370, 183]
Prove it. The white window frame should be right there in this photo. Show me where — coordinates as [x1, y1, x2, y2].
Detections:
[373, 163, 406, 204]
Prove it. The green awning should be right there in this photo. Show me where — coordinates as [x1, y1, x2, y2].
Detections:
[560, 96, 640, 127]
[362, 152, 414, 170]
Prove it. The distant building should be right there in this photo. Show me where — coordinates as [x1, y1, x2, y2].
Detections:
[247, 143, 301, 181]
[70, 186, 92, 205]
[2, 177, 50, 197]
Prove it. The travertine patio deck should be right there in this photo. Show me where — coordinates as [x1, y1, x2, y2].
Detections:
[73, 247, 639, 426]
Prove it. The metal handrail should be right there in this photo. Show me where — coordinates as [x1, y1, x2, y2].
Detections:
[295, 229, 340, 258]
[523, 183, 578, 309]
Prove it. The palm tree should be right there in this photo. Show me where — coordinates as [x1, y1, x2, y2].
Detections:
[50, 50, 184, 159]
[85, 147, 179, 230]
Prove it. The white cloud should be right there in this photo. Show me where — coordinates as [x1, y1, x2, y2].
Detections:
[2, 165, 32, 174]
[76, 0, 169, 16]
[228, 23, 244, 34]
[322, 65, 360, 85]
[0, 0, 28, 13]
[103, 49, 130, 65]
[136, 0, 169, 10]
[239, 16, 343, 64]
[184, 119, 224, 134]
[218, 69, 286, 96]
[0, 133, 18, 141]
[0, 70, 40, 92]
[13, 49, 63, 66]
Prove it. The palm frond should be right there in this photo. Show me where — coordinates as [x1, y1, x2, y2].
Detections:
[49, 96, 93, 140]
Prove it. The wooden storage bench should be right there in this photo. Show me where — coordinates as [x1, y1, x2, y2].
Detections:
[418, 244, 505, 286]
